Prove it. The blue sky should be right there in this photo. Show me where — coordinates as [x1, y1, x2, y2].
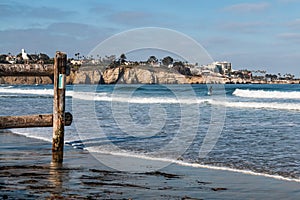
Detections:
[1, 0, 300, 75]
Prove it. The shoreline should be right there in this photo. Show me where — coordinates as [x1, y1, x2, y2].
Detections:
[1, 131, 300, 199]
[79, 146, 300, 184]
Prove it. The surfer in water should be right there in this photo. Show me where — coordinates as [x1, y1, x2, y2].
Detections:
[208, 86, 213, 96]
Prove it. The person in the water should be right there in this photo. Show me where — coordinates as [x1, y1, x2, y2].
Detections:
[209, 86, 213, 95]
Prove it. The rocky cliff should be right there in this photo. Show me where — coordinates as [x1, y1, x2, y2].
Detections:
[0, 64, 53, 84]
[0, 76, 52, 84]
[0, 63, 53, 76]
[67, 69, 103, 84]
[102, 66, 213, 84]
[0, 64, 209, 85]
[102, 66, 208, 84]
[2, 64, 297, 85]
[102, 66, 185, 84]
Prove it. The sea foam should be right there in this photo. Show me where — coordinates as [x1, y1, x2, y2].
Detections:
[83, 146, 300, 183]
[2, 87, 300, 111]
[74, 92, 209, 104]
[211, 101, 300, 111]
[233, 89, 300, 99]
[0, 87, 75, 97]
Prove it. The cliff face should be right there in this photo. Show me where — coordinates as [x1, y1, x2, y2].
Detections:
[0, 64, 53, 84]
[102, 67, 124, 84]
[1, 64, 297, 85]
[102, 66, 204, 84]
[71, 66, 197, 85]
[0, 64, 207, 85]
[67, 69, 103, 84]
[102, 66, 184, 84]
[0, 76, 52, 85]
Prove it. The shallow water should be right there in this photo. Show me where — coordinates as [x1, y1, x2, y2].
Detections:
[1, 132, 300, 199]
[1, 84, 300, 181]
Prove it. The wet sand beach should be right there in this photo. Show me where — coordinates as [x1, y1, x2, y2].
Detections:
[1, 130, 299, 200]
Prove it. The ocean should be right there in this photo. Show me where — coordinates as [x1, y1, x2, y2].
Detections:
[0, 84, 299, 182]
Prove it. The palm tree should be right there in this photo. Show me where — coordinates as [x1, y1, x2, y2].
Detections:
[162, 56, 173, 66]
[75, 53, 80, 60]
[147, 56, 158, 64]
[119, 53, 127, 64]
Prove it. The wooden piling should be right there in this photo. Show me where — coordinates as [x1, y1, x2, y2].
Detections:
[0, 112, 72, 129]
[52, 52, 67, 163]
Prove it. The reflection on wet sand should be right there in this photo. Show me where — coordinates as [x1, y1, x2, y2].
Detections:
[49, 160, 66, 199]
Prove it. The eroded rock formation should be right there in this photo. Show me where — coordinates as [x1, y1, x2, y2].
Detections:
[0, 64, 208, 85]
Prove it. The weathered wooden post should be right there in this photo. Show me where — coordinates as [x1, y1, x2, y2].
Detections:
[52, 51, 67, 163]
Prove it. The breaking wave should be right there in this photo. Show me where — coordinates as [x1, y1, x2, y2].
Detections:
[0, 87, 74, 97]
[211, 101, 300, 111]
[2, 87, 300, 111]
[233, 89, 300, 99]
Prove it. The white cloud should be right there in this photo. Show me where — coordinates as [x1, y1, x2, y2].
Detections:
[108, 11, 155, 26]
[287, 19, 300, 29]
[0, 3, 76, 19]
[0, 23, 115, 56]
[277, 33, 300, 40]
[220, 22, 269, 33]
[277, 0, 300, 3]
[223, 2, 270, 13]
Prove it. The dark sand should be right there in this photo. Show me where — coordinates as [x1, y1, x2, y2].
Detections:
[0, 131, 299, 200]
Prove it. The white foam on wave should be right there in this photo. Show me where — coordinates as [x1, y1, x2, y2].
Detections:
[211, 100, 300, 111]
[2, 85, 14, 88]
[0, 87, 74, 97]
[73, 92, 210, 104]
[2, 87, 300, 111]
[233, 89, 300, 99]
[174, 160, 300, 183]
[0, 87, 53, 95]
[84, 147, 300, 183]
[91, 95, 210, 105]
[5, 87, 298, 110]
[11, 129, 52, 143]
[0, 86, 210, 105]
